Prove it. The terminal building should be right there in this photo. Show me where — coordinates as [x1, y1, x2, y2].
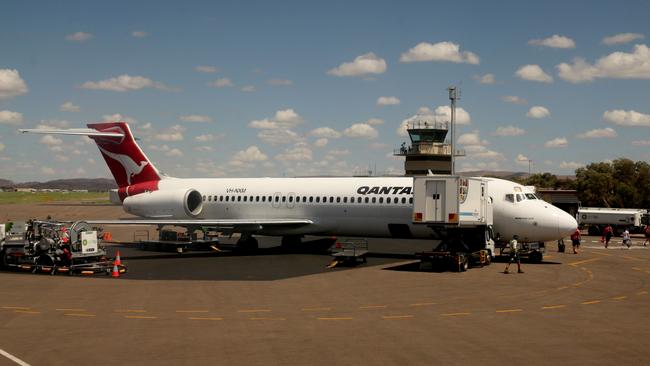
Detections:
[394, 120, 463, 176]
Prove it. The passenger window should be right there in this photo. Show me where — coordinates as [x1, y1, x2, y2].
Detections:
[379, 197, 383, 204]
[343, 197, 347, 203]
[364, 197, 369, 203]
[289, 196, 293, 203]
[220, 196, 223, 201]
[357, 197, 362, 203]
[409, 197, 413, 204]
[268, 196, 272, 202]
[372, 197, 376, 203]
[225, 196, 229, 202]
[202, 195, 206, 202]
[329, 197, 334, 203]
[316, 197, 320, 203]
[401, 197, 406, 204]
[243, 196, 247, 202]
[309, 196, 313, 203]
[208, 196, 212, 202]
[255, 196, 259, 202]
[323, 196, 327, 202]
[337, 197, 341, 203]
[237, 196, 241, 202]
[505, 194, 514, 203]
[262, 196, 266, 202]
[275, 196, 279, 202]
[282, 196, 286, 202]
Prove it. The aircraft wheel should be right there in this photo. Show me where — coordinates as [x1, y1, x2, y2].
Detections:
[460, 254, 469, 272]
[529, 250, 543, 263]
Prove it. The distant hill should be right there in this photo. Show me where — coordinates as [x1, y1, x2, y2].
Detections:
[0, 178, 116, 191]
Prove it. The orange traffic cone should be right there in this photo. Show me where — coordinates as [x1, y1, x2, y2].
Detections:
[111, 263, 120, 278]
[115, 250, 122, 266]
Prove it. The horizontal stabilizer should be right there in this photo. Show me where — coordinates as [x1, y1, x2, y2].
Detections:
[19, 128, 124, 138]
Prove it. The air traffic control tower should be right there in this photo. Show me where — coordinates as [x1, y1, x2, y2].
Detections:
[394, 120, 456, 175]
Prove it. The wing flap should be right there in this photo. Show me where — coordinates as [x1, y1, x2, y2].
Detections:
[85, 218, 313, 227]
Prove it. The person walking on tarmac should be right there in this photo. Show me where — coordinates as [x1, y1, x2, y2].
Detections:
[622, 228, 632, 249]
[571, 228, 581, 254]
[602, 224, 613, 248]
[504, 235, 523, 274]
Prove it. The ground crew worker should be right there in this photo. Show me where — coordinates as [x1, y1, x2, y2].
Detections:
[504, 235, 523, 274]
[570, 228, 581, 254]
[622, 228, 631, 249]
[603, 225, 613, 248]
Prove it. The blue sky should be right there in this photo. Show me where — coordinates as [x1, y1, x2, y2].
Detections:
[1, 0, 649, 181]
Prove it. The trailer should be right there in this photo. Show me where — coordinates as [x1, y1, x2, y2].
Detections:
[577, 207, 647, 235]
[0, 220, 125, 276]
[412, 175, 495, 272]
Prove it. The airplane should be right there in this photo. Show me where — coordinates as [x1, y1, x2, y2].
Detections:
[20, 122, 578, 252]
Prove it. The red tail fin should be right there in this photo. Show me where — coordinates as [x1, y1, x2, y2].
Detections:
[87, 122, 160, 188]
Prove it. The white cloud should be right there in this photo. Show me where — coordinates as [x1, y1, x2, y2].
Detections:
[493, 126, 525, 136]
[327, 149, 350, 156]
[40, 135, 63, 146]
[327, 52, 387, 77]
[399, 41, 479, 64]
[165, 148, 183, 157]
[233, 146, 268, 162]
[0, 69, 28, 99]
[501, 95, 527, 105]
[241, 85, 256, 92]
[516, 154, 530, 165]
[397, 105, 471, 136]
[65, 31, 93, 42]
[376, 96, 400, 106]
[275, 146, 313, 161]
[154, 125, 185, 141]
[36, 120, 70, 129]
[102, 113, 138, 124]
[195, 146, 214, 152]
[577, 127, 617, 138]
[0, 110, 24, 125]
[60, 101, 80, 112]
[544, 137, 568, 148]
[314, 138, 328, 147]
[41, 167, 55, 175]
[526, 106, 550, 119]
[557, 44, 650, 83]
[343, 123, 378, 139]
[602, 33, 644, 45]
[267, 79, 293, 86]
[209, 77, 234, 88]
[475, 73, 496, 84]
[248, 119, 278, 129]
[515, 64, 553, 83]
[81, 74, 171, 92]
[195, 65, 219, 73]
[603, 109, 650, 127]
[179, 114, 212, 123]
[366, 118, 384, 126]
[195, 134, 222, 142]
[631, 140, 650, 146]
[458, 162, 501, 172]
[559, 161, 583, 169]
[257, 129, 302, 145]
[529, 34, 576, 49]
[310, 127, 341, 139]
[132, 31, 147, 38]
[463, 144, 504, 160]
[458, 130, 487, 146]
[274, 108, 303, 125]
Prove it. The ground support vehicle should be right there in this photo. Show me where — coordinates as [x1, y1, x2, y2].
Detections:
[577, 207, 647, 236]
[412, 176, 495, 272]
[494, 240, 544, 263]
[0, 220, 125, 276]
[135, 226, 220, 254]
[328, 239, 368, 268]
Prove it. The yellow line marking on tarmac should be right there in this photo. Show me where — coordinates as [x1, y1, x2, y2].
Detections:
[557, 286, 569, 290]
[2, 306, 31, 310]
[637, 291, 648, 295]
[13, 310, 40, 314]
[581, 300, 601, 305]
[188, 317, 223, 321]
[572, 282, 584, 287]
[632, 267, 643, 271]
[623, 256, 643, 262]
[568, 257, 601, 266]
[382, 315, 414, 319]
[124, 315, 157, 319]
[115, 309, 147, 313]
[317, 317, 353, 321]
[250, 317, 286, 321]
[237, 309, 271, 313]
[612, 296, 627, 300]
[542, 305, 566, 310]
[441, 312, 471, 317]
[175, 310, 210, 313]
[359, 305, 387, 310]
[64, 313, 96, 317]
[409, 302, 436, 307]
[301, 307, 331, 312]
[496, 309, 523, 313]
[56, 308, 86, 312]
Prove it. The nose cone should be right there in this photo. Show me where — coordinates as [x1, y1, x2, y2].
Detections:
[557, 210, 578, 238]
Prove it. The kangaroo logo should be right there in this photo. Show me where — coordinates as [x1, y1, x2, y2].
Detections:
[98, 146, 149, 185]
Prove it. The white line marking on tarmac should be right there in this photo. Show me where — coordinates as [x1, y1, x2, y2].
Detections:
[0, 348, 31, 366]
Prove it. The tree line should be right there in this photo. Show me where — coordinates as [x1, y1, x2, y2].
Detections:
[512, 158, 650, 208]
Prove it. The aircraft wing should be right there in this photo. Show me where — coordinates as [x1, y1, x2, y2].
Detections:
[85, 218, 313, 228]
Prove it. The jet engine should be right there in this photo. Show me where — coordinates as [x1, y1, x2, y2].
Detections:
[122, 189, 203, 218]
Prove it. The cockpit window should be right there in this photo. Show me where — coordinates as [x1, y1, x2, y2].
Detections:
[525, 193, 537, 200]
[516, 194, 523, 202]
[505, 194, 514, 203]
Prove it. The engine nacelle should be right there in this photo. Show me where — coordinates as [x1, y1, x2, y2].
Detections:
[122, 189, 203, 218]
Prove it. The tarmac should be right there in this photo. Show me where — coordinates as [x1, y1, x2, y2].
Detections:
[1, 202, 650, 365]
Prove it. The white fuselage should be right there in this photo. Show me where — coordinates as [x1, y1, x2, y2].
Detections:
[125, 176, 577, 243]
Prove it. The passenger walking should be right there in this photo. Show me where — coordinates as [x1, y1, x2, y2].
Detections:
[603, 225, 613, 248]
[622, 228, 631, 249]
[570, 228, 581, 254]
[643, 225, 650, 247]
[504, 235, 523, 274]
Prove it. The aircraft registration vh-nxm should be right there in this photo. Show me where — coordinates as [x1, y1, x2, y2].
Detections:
[20, 122, 577, 250]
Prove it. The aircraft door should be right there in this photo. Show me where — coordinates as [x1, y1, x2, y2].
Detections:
[287, 192, 296, 209]
[272, 192, 282, 208]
